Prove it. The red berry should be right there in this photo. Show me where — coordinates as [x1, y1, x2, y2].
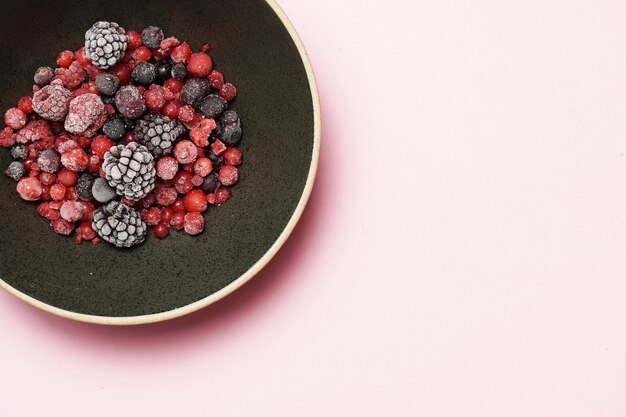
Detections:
[91, 135, 114, 158]
[52, 218, 74, 235]
[112, 63, 132, 85]
[174, 140, 198, 164]
[0, 127, 16, 148]
[40, 185, 52, 201]
[184, 212, 205, 235]
[143, 207, 162, 226]
[214, 187, 232, 205]
[81, 201, 95, 222]
[158, 37, 180, 57]
[127, 30, 143, 50]
[56, 50, 75, 69]
[60, 201, 84, 222]
[193, 157, 213, 177]
[155, 185, 178, 206]
[171, 197, 185, 213]
[177, 105, 194, 122]
[144, 85, 166, 112]
[50, 183, 66, 201]
[174, 171, 194, 194]
[39, 172, 56, 186]
[170, 42, 192, 64]
[5, 107, 27, 130]
[16, 177, 43, 201]
[65, 186, 78, 201]
[154, 223, 170, 239]
[164, 78, 183, 94]
[37, 202, 60, 220]
[78, 222, 97, 240]
[184, 189, 207, 213]
[220, 83, 237, 101]
[187, 53, 212, 77]
[76, 135, 91, 149]
[208, 70, 224, 89]
[224, 147, 242, 166]
[61, 148, 89, 172]
[87, 154, 101, 173]
[132, 46, 152, 62]
[138, 192, 156, 209]
[162, 100, 180, 119]
[218, 165, 239, 186]
[18, 96, 33, 114]
[75, 47, 90, 66]
[191, 175, 203, 187]
[211, 139, 227, 156]
[124, 132, 135, 143]
[156, 156, 178, 180]
[171, 212, 185, 230]
[161, 207, 174, 224]
[57, 168, 78, 187]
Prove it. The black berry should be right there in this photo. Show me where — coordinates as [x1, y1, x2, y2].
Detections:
[103, 115, 126, 140]
[200, 173, 219, 193]
[76, 173, 96, 200]
[207, 152, 224, 171]
[198, 94, 227, 118]
[10, 144, 28, 161]
[180, 78, 210, 107]
[171, 64, 188, 81]
[4, 161, 25, 181]
[95, 72, 120, 96]
[155, 61, 172, 83]
[132, 61, 157, 85]
[141, 26, 164, 49]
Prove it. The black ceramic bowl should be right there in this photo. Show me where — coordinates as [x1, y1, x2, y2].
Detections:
[0, 0, 320, 324]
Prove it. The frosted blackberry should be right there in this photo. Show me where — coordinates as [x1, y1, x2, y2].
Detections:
[103, 115, 126, 140]
[141, 26, 164, 49]
[84, 21, 128, 69]
[92, 201, 147, 248]
[4, 162, 25, 181]
[132, 62, 157, 85]
[76, 173, 95, 200]
[171, 64, 188, 81]
[10, 144, 28, 161]
[198, 94, 227, 118]
[220, 110, 242, 146]
[95, 72, 120, 96]
[103, 142, 156, 200]
[134, 113, 185, 157]
[181, 78, 210, 106]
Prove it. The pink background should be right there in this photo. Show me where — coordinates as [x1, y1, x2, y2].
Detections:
[2, 0, 626, 415]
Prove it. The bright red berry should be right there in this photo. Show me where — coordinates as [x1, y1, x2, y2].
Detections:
[52, 218, 74, 235]
[162, 100, 180, 119]
[154, 223, 170, 239]
[164, 78, 183, 94]
[155, 186, 178, 206]
[184, 212, 205, 235]
[16, 177, 43, 201]
[177, 105, 194, 122]
[170, 42, 192, 64]
[171, 212, 185, 230]
[39, 172, 56, 186]
[61, 148, 89, 172]
[78, 222, 97, 240]
[127, 30, 143, 50]
[220, 83, 237, 101]
[144, 85, 166, 112]
[211, 139, 227, 156]
[143, 207, 162, 225]
[112, 63, 132, 85]
[161, 207, 174, 224]
[193, 157, 213, 177]
[209, 70, 224, 89]
[18, 96, 33, 114]
[218, 165, 239, 186]
[132, 46, 152, 62]
[224, 147, 242, 166]
[187, 52, 212, 77]
[214, 187, 232, 205]
[184, 189, 207, 213]
[56, 50, 75, 69]
[75, 47, 90, 66]
[91, 135, 114, 158]
[174, 171, 194, 194]
[50, 183, 66, 201]
[60, 200, 84, 222]
[171, 197, 186, 213]
[57, 168, 78, 187]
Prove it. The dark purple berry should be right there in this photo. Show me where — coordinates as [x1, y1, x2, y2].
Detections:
[103, 115, 126, 140]
[132, 61, 157, 85]
[4, 161, 25, 181]
[141, 26, 164, 49]
[10, 144, 28, 161]
[95, 73, 120, 96]
[37, 149, 61, 173]
[200, 173, 219, 193]
[75, 173, 95, 201]
[171, 64, 188, 81]
[180, 78, 210, 107]
[198, 94, 227, 118]
[34, 67, 54, 86]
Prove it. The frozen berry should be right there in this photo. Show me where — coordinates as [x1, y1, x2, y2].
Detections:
[183, 212, 204, 235]
[5, 161, 25, 181]
[180, 78, 210, 106]
[220, 83, 237, 101]
[57, 50, 75, 68]
[209, 70, 224, 90]
[224, 147, 242, 166]
[132, 46, 152, 62]
[207, 151, 224, 171]
[34, 67, 55, 86]
[60, 200, 84, 222]
[61, 147, 89, 172]
[37, 149, 61, 173]
[4, 108, 27, 130]
[143, 207, 162, 225]
[115, 85, 146, 119]
[184, 189, 207, 213]
[75, 47, 90, 66]
[162, 100, 180, 119]
[112, 63, 132, 85]
[171, 211, 184, 230]
[91, 177, 116, 203]
[164, 78, 183, 94]
[78, 222, 97, 241]
[171, 64, 188, 81]
[126, 30, 142, 49]
[155, 185, 177, 206]
[37, 202, 60, 220]
[142, 26, 164, 48]
[198, 94, 227, 118]
[75, 173, 95, 200]
[52, 218, 74, 235]
[91, 135, 114, 158]
[17, 96, 33, 115]
[187, 53, 212, 78]
[211, 139, 227, 156]
[171, 197, 185, 212]
[154, 223, 169, 239]
[218, 165, 239, 186]
[10, 144, 28, 161]
[194, 157, 213, 177]
[144, 84, 166, 111]
[132, 61, 157, 85]
[174, 140, 198, 164]
[191, 174, 203, 187]
[103, 115, 126, 140]
[155, 61, 172, 83]
[16, 177, 42, 200]
[213, 187, 232, 205]
[174, 171, 194, 194]
[95, 72, 120, 96]
[171, 43, 192, 65]
[57, 168, 78, 186]
[0, 128, 15, 148]
[50, 183, 66, 201]
[32, 79, 72, 122]
[160, 207, 174, 223]
[200, 173, 219, 194]
[64, 93, 105, 135]
[156, 156, 178, 180]
[55, 61, 86, 89]
[177, 105, 194, 122]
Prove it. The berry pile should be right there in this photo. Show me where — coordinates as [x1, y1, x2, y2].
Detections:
[1, 22, 243, 248]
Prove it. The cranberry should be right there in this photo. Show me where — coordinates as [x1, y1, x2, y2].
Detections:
[170, 42, 192, 64]
[187, 53, 212, 77]
[124, 132, 135, 143]
[87, 154, 101, 173]
[184, 189, 207, 213]
[75, 47, 91, 66]
[174, 140, 198, 164]
[56, 50, 75, 69]
[224, 147, 242, 166]
[174, 171, 194, 194]
[37, 202, 60, 220]
[50, 183, 66, 201]
[78, 222, 97, 241]
[161, 207, 174, 224]
[220, 83, 237, 101]
[171, 212, 185, 230]
[39, 172, 56, 186]
[18, 96, 33, 114]
[184, 212, 205, 235]
[162, 100, 180, 119]
[214, 187, 232, 205]
[81, 201, 95, 222]
[193, 157, 213, 177]
[191, 175, 203, 187]
[153, 223, 170, 239]
[171, 197, 186, 213]
[57, 168, 78, 187]
[91, 135, 114, 158]
[132, 46, 152, 62]
[177, 105, 194, 122]
[144, 85, 166, 111]
[65, 186, 78, 201]
[16, 177, 43, 201]
[155, 185, 177, 206]
[41, 185, 52, 201]
[143, 207, 162, 225]
[218, 165, 239, 186]
[164, 78, 183, 94]
[156, 156, 178, 180]
[127, 30, 143, 50]
[209, 70, 224, 90]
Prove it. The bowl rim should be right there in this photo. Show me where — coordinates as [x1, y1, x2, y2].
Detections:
[0, 0, 321, 325]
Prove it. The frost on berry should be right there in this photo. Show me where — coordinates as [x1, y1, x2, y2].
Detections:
[16, 120, 53, 144]
[64, 93, 105, 135]
[4, 108, 27, 130]
[32, 79, 72, 122]
[54, 61, 86, 89]
[115, 85, 146, 119]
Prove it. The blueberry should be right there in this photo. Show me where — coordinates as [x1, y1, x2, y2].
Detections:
[132, 62, 157, 85]
[95, 73, 120, 96]
[91, 177, 116, 203]
[180, 78, 210, 107]
[207, 152, 224, 171]
[156, 61, 172, 83]
[171, 64, 188, 81]
[200, 173, 219, 194]
[103, 115, 126, 140]
[76, 173, 95, 201]
[101, 95, 117, 106]
[198, 94, 227, 118]
[34, 66, 54, 86]
[142, 26, 164, 49]
[10, 144, 28, 161]
[123, 117, 136, 131]
[222, 110, 239, 125]
[4, 161, 25, 181]
[220, 111, 242, 146]
[37, 149, 61, 173]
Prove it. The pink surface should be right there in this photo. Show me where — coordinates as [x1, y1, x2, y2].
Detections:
[2, 0, 626, 415]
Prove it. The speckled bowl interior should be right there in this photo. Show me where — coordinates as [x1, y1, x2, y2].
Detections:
[0, 0, 317, 323]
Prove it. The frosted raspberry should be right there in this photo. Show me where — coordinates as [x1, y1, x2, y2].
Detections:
[54, 61, 86, 89]
[61, 147, 89, 172]
[158, 37, 180, 57]
[52, 218, 74, 235]
[16, 120, 53, 144]
[64, 94, 105, 135]
[60, 201, 84, 222]
[0, 127, 16, 147]
[210, 139, 226, 156]
[37, 202, 60, 220]
[4, 108, 27, 130]
[190, 118, 216, 147]
[32, 79, 72, 122]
